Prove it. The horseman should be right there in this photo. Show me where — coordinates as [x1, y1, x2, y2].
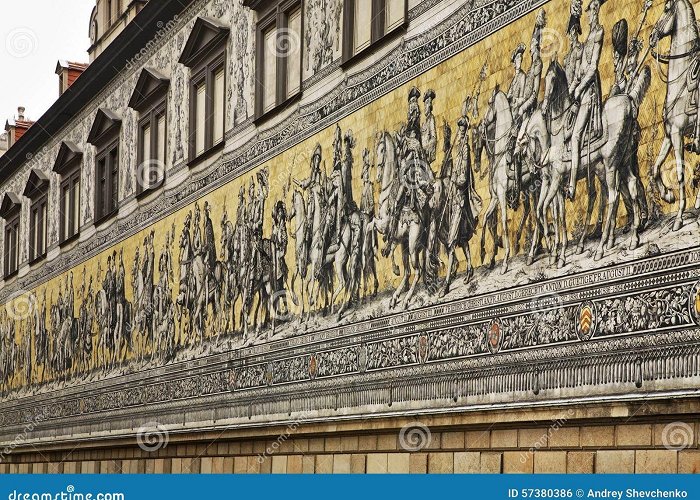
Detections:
[422, 89, 438, 172]
[507, 44, 526, 117]
[567, 0, 604, 200]
[202, 201, 217, 310]
[564, 1, 583, 86]
[192, 202, 202, 256]
[271, 200, 289, 314]
[385, 86, 433, 251]
[248, 169, 269, 283]
[513, 9, 546, 195]
[178, 211, 192, 314]
[294, 143, 325, 248]
[142, 231, 155, 337]
[359, 148, 378, 298]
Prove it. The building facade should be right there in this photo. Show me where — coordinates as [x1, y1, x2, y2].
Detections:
[0, 0, 700, 474]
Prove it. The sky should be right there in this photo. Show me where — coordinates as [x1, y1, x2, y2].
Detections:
[0, 0, 95, 126]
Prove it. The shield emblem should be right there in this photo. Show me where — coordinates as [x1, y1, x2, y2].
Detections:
[309, 355, 318, 380]
[418, 334, 429, 364]
[576, 301, 597, 341]
[690, 280, 700, 326]
[487, 318, 503, 354]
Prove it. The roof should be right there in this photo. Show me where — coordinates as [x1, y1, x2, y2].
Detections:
[0, 0, 196, 185]
[55, 60, 90, 74]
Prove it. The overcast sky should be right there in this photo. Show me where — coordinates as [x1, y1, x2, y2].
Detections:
[0, 0, 95, 125]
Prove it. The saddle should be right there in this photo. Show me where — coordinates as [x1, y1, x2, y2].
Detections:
[561, 102, 607, 162]
[681, 56, 700, 116]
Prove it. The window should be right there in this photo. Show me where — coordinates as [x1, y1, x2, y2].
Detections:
[179, 17, 229, 163]
[4, 214, 19, 277]
[87, 108, 121, 224]
[60, 170, 81, 242]
[253, 0, 303, 117]
[53, 141, 83, 244]
[95, 142, 119, 221]
[129, 68, 170, 195]
[343, 0, 407, 61]
[23, 169, 50, 263]
[0, 193, 22, 278]
[29, 195, 47, 262]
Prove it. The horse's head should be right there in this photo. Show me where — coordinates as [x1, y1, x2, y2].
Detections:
[542, 58, 568, 117]
[651, 0, 698, 48]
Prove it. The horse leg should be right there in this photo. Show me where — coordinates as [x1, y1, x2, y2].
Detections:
[514, 194, 530, 255]
[462, 244, 474, 284]
[671, 129, 687, 231]
[595, 166, 620, 261]
[402, 231, 422, 309]
[480, 197, 498, 268]
[439, 247, 455, 298]
[626, 171, 641, 250]
[390, 244, 410, 309]
[577, 174, 598, 254]
[557, 191, 568, 269]
[498, 187, 511, 274]
[651, 135, 675, 204]
[528, 179, 546, 265]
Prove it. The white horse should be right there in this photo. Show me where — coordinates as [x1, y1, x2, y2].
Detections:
[649, 0, 700, 230]
[371, 131, 429, 309]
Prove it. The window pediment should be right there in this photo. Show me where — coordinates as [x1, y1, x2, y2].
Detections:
[129, 68, 170, 112]
[179, 17, 230, 68]
[87, 108, 122, 147]
[23, 169, 50, 199]
[0, 192, 22, 219]
[53, 141, 83, 175]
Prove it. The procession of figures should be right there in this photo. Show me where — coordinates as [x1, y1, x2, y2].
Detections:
[2, 0, 700, 394]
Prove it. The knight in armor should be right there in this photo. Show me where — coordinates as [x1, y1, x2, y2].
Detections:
[385, 87, 433, 251]
[422, 89, 438, 171]
[568, 0, 604, 200]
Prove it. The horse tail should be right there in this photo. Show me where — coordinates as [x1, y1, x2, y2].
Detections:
[629, 66, 651, 117]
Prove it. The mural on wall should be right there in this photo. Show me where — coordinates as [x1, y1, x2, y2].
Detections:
[2, 0, 700, 404]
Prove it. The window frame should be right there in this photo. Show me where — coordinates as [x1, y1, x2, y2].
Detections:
[342, 0, 408, 64]
[59, 165, 81, 245]
[3, 211, 20, 279]
[28, 192, 48, 264]
[188, 52, 227, 164]
[253, 0, 304, 120]
[136, 99, 167, 196]
[94, 138, 120, 225]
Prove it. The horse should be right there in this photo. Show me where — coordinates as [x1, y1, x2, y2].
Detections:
[523, 59, 649, 265]
[477, 89, 516, 274]
[177, 229, 207, 345]
[371, 131, 430, 309]
[649, 0, 700, 230]
[32, 303, 49, 384]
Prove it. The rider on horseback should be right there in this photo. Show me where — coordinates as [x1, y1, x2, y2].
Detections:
[568, 0, 604, 200]
[385, 86, 433, 254]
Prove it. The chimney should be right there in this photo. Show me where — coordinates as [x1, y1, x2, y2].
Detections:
[56, 60, 89, 96]
[5, 106, 34, 147]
